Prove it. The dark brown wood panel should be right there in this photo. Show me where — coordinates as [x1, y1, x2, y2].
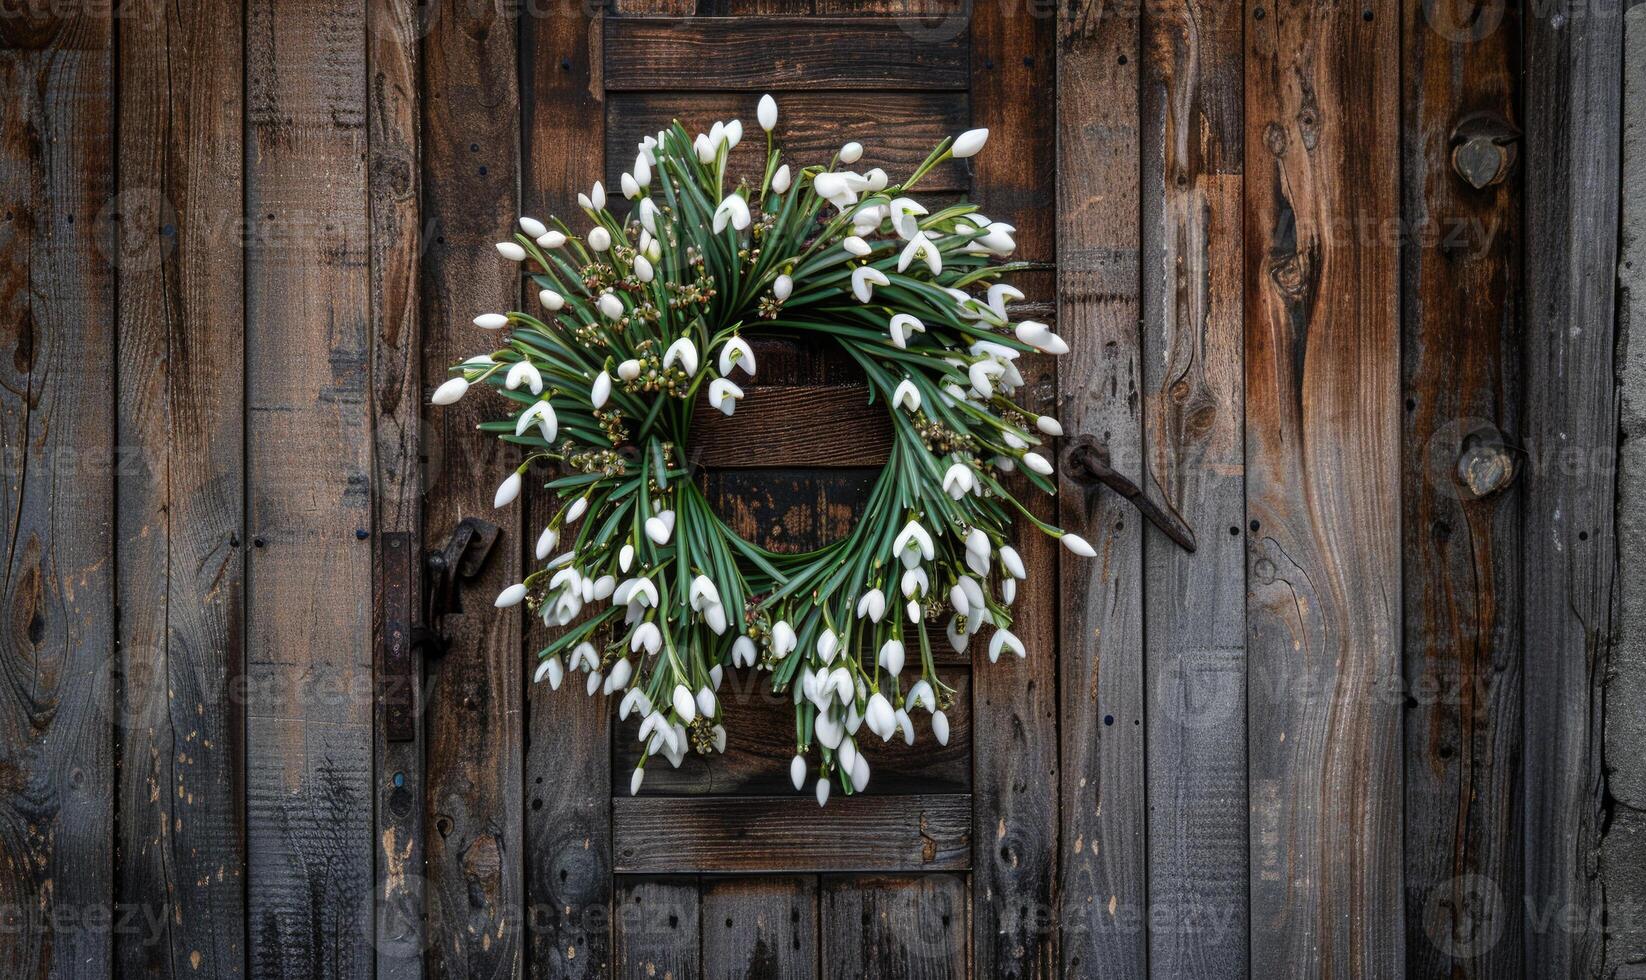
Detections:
[616, 877, 702, 980]
[1522, 5, 1622, 977]
[115, 0, 248, 975]
[243, 0, 375, 975]
[607, 91, 971, 193]
[421, 0, 525, 976]
[1244, 0, 1403, 975]
[0, 5, 116, 978]
[614, 796, 972, 872]
[820, 874, 969, 979]
[702, 876, 819, 980]
[1399, 0, 1524, 976]
[694, 390, 892, 467]
[605, 17, 969, 90]
[1140, 0, 1248, 976]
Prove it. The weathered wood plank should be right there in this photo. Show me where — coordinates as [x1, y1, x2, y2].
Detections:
[820, 874, 969, 979]
[1243, 0, 1403, 975]
[616, 668, 972, 795]
[1055, 0, 1145, 976]
[243, 0, 374, 975]
[616, 877, 701, 980]
[701, 469, 877, 554]
[701, 876, 818, 980]
[614, 796, 972, 873]
[522, 2, 613, 976]
[421, 0, 524, 976]
[1140, 0, 1247, 975]
[367, 0, 424, 975]
[605, 17, 969, 90]
[114, 0, 247, 975]
[607, 91, 971, 192]
[0, 6, 115, 978]
[1399, 0, 1523, 975]
[1522, 2, 1623, 975]
[693, 387, 892, 467]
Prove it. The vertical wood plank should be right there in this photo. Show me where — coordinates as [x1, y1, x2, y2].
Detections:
[521, 2, 611, 977]
[1054, 0, 1146, 977]
[367, 0, 424, 976]
[243, 0, 375, 975]
[1140, 0, 1248, 975]
[616, 877, 701, 980]
[421, 0, 524, 976]
[1522, 2, 1623, 976]
[1399, 0, 1524, 974]
[115, 0, 247, 975]
[0, 5, 115, 978]
[971, 1, 1060, 977]
[700, 876, 818, 980]
[820, 874, 969, 980]
[1243, 0, 1403, 975]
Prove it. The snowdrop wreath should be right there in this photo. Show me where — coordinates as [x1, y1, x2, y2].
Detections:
[432, 95, 1091, 805]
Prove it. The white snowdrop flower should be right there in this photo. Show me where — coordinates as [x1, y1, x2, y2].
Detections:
[816, 630, 840, 664]
[893, 520, 935, 567]
[634, 254, 655, 282]
[537, 230, 567, 249]
[888, 313, 925, 349]
[634, 152, 652, 187]
[891, 379, 921, 413]
[908, 679, 936, 712]
[494, 471, 522, 508]
[1014, 319, 1069, 355]
[987, 282, 1024, 320]
[816, 777, 831, 807]
[638, 197, 660, 235]
[839, 141, 863, 164]
[606, 657, 633, 693]
[942, 462, 974, 499]
[591, 575, 616, 601]
[597, 291, 624, 320]
[966, 527, 991, 563]
[866, 693, 895, 741]
[1002, 578, 1018, 606]
[757, 93, 778, 131]
[812, 172, 848, 200]
[431, 377, 469, 405]
[732, 636, 758, 669]
[843, 235, 872, 257]
[894, 708, 915, 746]
[518, 216, 548, 239]
[619, 543, 635, 572]
[952, 127, 989, 158]
[719, 336, 757, 377]
[496, 241, 526, 262]
[932, 710, 950, 745]
[710, 665, 724, 690]
[1037, 415, 1064, 436]
[632, 622, 663, 657]
[989, 629, 1027, 663]
[856, 589, 886, 622]
[814, 710, 844, 749]
[590, 370, 613, 409]
[878, 638, 905, 678]
[495, 583, 527, 608]
[851, 755, 871, 791]
[536, 655, 564, 689]
[628, 766, 645, 796]
[838, 737, 858, 776]
[949, 584, 971, 619]
[617, 358, 642, 382]
[695, 686, 717, 719]
[713, 193, 751, 233]
[565, 497, 588, 523]
[993, 455, 1017, 472]
[646, 239, 661, 262]
[685, 577, 718, 614]
[790, 754, 806, 791]
[1004, 431, 1029, 451]
[770, 164, 791, 194]
[959, 576, 985, 616]
[711, 725, 727, 753]
[590, 181, 607, 210]
[538, 289, 565, 311]
[725, 119, 744, 149]
[852, 206, 884, 236]
[890, 197, 928, 240]
[771, 621, 797, 659]
[570, 642, 599, 672]
[618, 689, 646, 721]
[901, 566, 929, 598]
[906, 599, 922, 623]
[621, 172, 641, 200]
[645, 515, 672, 544]
[1000, 545, 1027, 580]
[897, 232, 941, 275]
[663, 337, 700, 375]
[772, 274, 793, 302]
[1022, 452, 1054, 476]
[708, 378, 744, 416]
[1062, 533, 1097, 558]
[515, 399, 557, 442]
[587, 226, 612, 252]
[967, 361, 998, 399]
[864, 168, 889, 192]
[474, 313, 509, 330]
[979, 221, 1017, 255]
[534, 526, 559, 561]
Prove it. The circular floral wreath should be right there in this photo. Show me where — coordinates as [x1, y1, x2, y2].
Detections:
[432, 95, 1091, 805]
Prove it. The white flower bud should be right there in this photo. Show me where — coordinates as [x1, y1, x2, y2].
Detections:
[758, 94, 778, 132]
[519, 216, 547, 238]
[496, 241, 526, 261]
[431, 377, 469, 405]
[495, 583, 527, 608]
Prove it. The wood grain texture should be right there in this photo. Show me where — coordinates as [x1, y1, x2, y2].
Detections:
[523, 2, 612, 977]
[701, 876, 818, 980]
[702, 469, 877, 554]
[1243, 0, 1403, 975]
[616, 877, 701, 980]
[0, 5, 115, 978]
[614, 796, 972, 872]
[1055, 0, 1145, 976]
[420, 1, 524, 977]
[1140, 0, 1248, 975]
[616, 668, 972, 795]
[114, 0, 247, 975]
[367, 0, 424, 976]
[972, 0, 1059, 976]
[1522, 4, 1622, 976]
[243, 0, 374, 975]
[820, 874, 969, 980]
[1399, 0, 1524, 975]
[692, 387, 892, 467]
[607, 91, 971, 193]
[604, 17, 969, 90]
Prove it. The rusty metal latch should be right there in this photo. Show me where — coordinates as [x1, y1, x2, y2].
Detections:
[381, 517, 500, 742]
[1063, 435, 1198, 553]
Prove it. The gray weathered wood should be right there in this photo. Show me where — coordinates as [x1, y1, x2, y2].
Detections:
[701, 876, 818, 980]
[616, 877, 701, 980]
[820, 874, 969, 980]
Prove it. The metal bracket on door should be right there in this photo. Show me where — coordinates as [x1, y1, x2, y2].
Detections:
[381, 517, 501, 742]
[1062, 434, 1198, 553]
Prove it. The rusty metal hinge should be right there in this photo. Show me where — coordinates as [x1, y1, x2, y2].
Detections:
[1062, 435, 1198, 553]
